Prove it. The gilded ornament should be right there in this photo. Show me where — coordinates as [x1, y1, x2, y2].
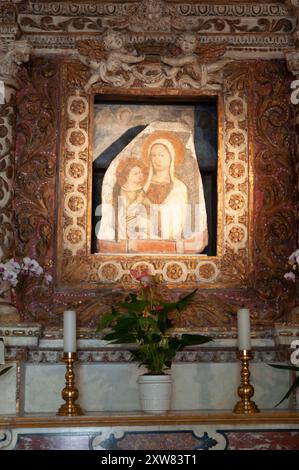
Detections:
[198, 263, 216, 280]
[68, 195, 84, 212]
[228, 132, 246, 148]
[166, 263, 183, 280]
[229, 99, 244, 117]
[66, 228, 83, 244]
[229, 226, 245, 243]
[70, 99, 86, 115]
[226, 215, 234, 225]
[69, 130, 86, 146]
[229, 194, 245, 211]
[68, 162, 85, 178]
[99, 264, 119, 282]
[228, 162, 245, 179]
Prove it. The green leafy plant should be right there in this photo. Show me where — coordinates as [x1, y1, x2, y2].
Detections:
[269, 363, 299, 407]
[97, 270, 213, 375]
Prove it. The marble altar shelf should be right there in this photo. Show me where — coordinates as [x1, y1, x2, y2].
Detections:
[1, 410, 299, 427]
[0, 411, 298, 450]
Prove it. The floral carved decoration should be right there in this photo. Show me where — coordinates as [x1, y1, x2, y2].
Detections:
[14, 59, 60, 322]
[0, 89, 15, 260]
[252, 61, 297, 320]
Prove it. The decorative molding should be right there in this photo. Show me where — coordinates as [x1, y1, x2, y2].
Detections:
[14, 1, 295, 57]
[3, 425, 299, 451]
[18, 11, 295, 35]
[0, 429, 14, 450]
[273, 323, 299, 344]
[0, 323, 41, 337]
[19, 2, 291, 19]
[0, 1, 18, 36]
[91, 428, 221, 450]
[24, 33, 294, 54]
[5, 346, 287, 364]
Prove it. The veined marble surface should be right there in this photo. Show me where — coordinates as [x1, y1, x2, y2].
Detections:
[0, 323, 297, 415]
[23, 362, 288, 414]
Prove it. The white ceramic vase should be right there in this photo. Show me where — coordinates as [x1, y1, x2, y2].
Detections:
[138, 374, 172, 413]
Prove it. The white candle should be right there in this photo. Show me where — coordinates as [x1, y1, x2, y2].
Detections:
[63, 310, 77, 352]
[237, 308, 251, 350]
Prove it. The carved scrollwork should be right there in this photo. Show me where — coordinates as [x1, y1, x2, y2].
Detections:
[15, 59, 59, 322]
[0, 89, 15, 260]
[18, 1, 294, 36]
[252, 61, 296, 316]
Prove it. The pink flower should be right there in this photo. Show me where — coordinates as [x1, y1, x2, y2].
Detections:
[130, 269, 153, 286]
[153, 305, 163, 311]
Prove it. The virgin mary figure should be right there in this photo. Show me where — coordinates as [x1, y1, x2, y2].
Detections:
[143, 135, 188, 245]
[96, 121, 208, 254]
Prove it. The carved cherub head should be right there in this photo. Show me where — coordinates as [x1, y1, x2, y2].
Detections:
[177, 33, 197, 55]
[103, 31, 124, 51]
[13, 41, 30, 65]
[142, 0, 163, 21]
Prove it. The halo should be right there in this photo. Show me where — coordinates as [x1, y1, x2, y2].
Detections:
[142, 130, 185, 167]
[116, 157, 148, 187]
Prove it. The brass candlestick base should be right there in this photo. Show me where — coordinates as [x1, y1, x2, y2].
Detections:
[57, 352, 84, 416]
[233, 349, 260, 414]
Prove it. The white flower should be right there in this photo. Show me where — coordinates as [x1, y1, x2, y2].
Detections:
[284, 272, 296, 282]
[0, 257, 52, 294]
[4, 259, 20, 273]
[2, 271, 18, 286]
[289, 249, 299, 265]
[22, 257, 43, 275]
[0, 263, 6, 276]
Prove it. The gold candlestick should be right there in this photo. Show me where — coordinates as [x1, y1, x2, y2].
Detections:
[57, 352, 84, 416]
[233, 349, 260, 414]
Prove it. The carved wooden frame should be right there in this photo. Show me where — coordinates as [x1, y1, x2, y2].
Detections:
[14, 58, 296, 325]
[56, 60, 251, 291]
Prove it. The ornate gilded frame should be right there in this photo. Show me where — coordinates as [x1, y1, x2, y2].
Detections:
[56, 60, 252, 291]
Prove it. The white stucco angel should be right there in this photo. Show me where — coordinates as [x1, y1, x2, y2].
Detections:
[0, 39, 30, 79]
[161, 33, 230, 89]
[77, 31, 145, 90]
